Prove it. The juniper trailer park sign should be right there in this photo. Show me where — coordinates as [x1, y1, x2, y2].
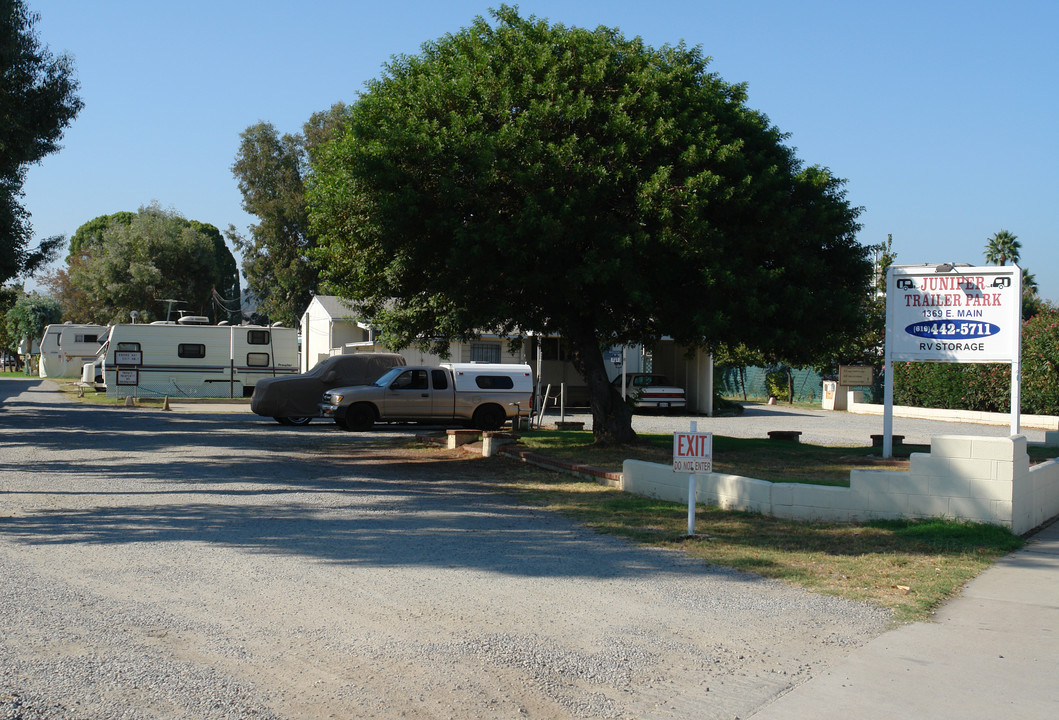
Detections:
[887, 264, 1021, 364]
[882, 264, 1022, 457]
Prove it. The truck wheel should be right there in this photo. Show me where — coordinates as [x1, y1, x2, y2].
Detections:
[342, 404, 375, 431]
[472, 404, 505, 431]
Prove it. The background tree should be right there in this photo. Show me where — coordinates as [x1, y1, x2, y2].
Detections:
[228, 104, 348, 326]
[0, 284, 23, 366]
[64, 204, 239, 324]
[308, 7, 871, 443]
[0, 0, 83, 284]
[1022, 267, 1042, 320]
[42, 211, 136, 321]
[983, 229, 1021, 266]
[228, 113, 334, 326]
[4, 292, 60, 367]
[66, 210, 135, 259]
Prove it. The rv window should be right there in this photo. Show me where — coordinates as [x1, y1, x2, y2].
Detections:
[431, 369, 449, 390]
[117, 342, 141, 352]
[246, 352, 269, 367]
[475, 375, 514, 390]
[75, 334, 99, 344]
[178, 344, 206, 359]
[247, 330, 270, 345]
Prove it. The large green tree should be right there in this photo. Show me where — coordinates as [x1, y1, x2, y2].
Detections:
[0, 0, 83, 284]
[308, 7, 871, 443]
[63, 204, 240, 324]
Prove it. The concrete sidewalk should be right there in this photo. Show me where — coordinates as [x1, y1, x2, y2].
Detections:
[750, 518, 1059, 719]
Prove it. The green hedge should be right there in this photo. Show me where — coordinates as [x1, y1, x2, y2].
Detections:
[893, 308, 1059, 415]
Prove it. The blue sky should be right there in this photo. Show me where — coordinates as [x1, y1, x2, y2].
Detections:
[22, 1, 1059, 302]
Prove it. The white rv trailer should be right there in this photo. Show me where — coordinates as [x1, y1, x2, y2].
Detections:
[94, 317, 299, 398]
[38, 323, 108, 378]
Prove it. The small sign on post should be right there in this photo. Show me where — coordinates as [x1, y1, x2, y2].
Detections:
[674, 424, 713, 535]
[838, 365, 873, 387]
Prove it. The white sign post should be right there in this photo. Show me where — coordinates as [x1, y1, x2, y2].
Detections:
[884, 264, 1022, 457]
[673, 421, 713, 535]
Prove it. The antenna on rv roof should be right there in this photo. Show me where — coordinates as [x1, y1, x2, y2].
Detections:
[159, 299, 185, 323]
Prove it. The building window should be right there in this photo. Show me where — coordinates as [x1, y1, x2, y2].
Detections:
[470, 342, 501, 363]
[538, 337, 570, 361]
[178, 344, 206, 359]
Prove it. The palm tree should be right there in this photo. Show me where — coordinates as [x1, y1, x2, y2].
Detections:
[1022, 268, 1038, 296]
[984, 229, 1021, 266]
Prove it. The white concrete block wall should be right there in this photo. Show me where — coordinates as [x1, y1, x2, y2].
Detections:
[621, 435, 1059, 533]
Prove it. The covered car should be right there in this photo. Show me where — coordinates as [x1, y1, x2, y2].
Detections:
[251, 353, 406, 425]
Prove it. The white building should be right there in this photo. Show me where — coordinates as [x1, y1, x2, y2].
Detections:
[298, 295, 714, 414]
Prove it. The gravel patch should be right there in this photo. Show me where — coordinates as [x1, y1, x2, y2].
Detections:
[1, 379, 891, 719]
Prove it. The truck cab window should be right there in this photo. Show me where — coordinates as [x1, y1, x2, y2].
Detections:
[391, 369, 428, 390]
[431, 369, 449, 390]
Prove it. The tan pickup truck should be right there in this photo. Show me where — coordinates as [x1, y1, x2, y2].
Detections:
[319, 363, 533, 431]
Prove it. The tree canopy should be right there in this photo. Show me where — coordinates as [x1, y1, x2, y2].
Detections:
[51, 204, 240, 324]
[228, 106, 347, 326]
[308, 6, 871, 443]
[0, 0, 83, 284]
[4, 292, 60, 355]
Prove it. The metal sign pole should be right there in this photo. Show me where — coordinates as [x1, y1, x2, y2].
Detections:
[883, 267, 895, 459]
[687, 420, 697, 536]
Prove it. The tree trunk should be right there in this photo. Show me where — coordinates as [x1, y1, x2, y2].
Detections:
[567, 331, 637, 445]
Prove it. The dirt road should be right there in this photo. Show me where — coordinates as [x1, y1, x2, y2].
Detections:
[0, 379, 889, 719]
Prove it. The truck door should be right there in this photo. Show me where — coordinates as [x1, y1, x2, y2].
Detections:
[382, 369, 432, 418]
[429, 369, 452, 418]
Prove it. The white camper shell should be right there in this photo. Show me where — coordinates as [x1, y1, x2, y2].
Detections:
[38, 323, 108, 378]
[93, 318, 299, 398]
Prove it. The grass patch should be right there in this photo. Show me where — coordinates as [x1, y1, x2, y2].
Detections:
[515, 428, 1059, 482]
[485, 428, 1052, 622]
[488, 463, 1025, 623]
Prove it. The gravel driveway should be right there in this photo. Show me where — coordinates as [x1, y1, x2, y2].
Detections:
[1, 379, 890, 720]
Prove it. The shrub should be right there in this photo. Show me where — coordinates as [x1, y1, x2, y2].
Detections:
[893, 307, 1059, 415]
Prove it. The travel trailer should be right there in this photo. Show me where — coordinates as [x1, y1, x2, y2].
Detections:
[38, 323, 108, 378]
[89, 317, 299, 398]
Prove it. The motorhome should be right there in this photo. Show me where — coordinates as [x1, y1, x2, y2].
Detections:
[90, 317, 299, 398]
[38, 323, 109, 378]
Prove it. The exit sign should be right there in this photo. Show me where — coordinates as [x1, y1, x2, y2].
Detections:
[673, 431, 713, 473]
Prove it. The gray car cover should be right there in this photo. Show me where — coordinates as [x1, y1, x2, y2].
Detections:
[250, 353, 405, 419]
